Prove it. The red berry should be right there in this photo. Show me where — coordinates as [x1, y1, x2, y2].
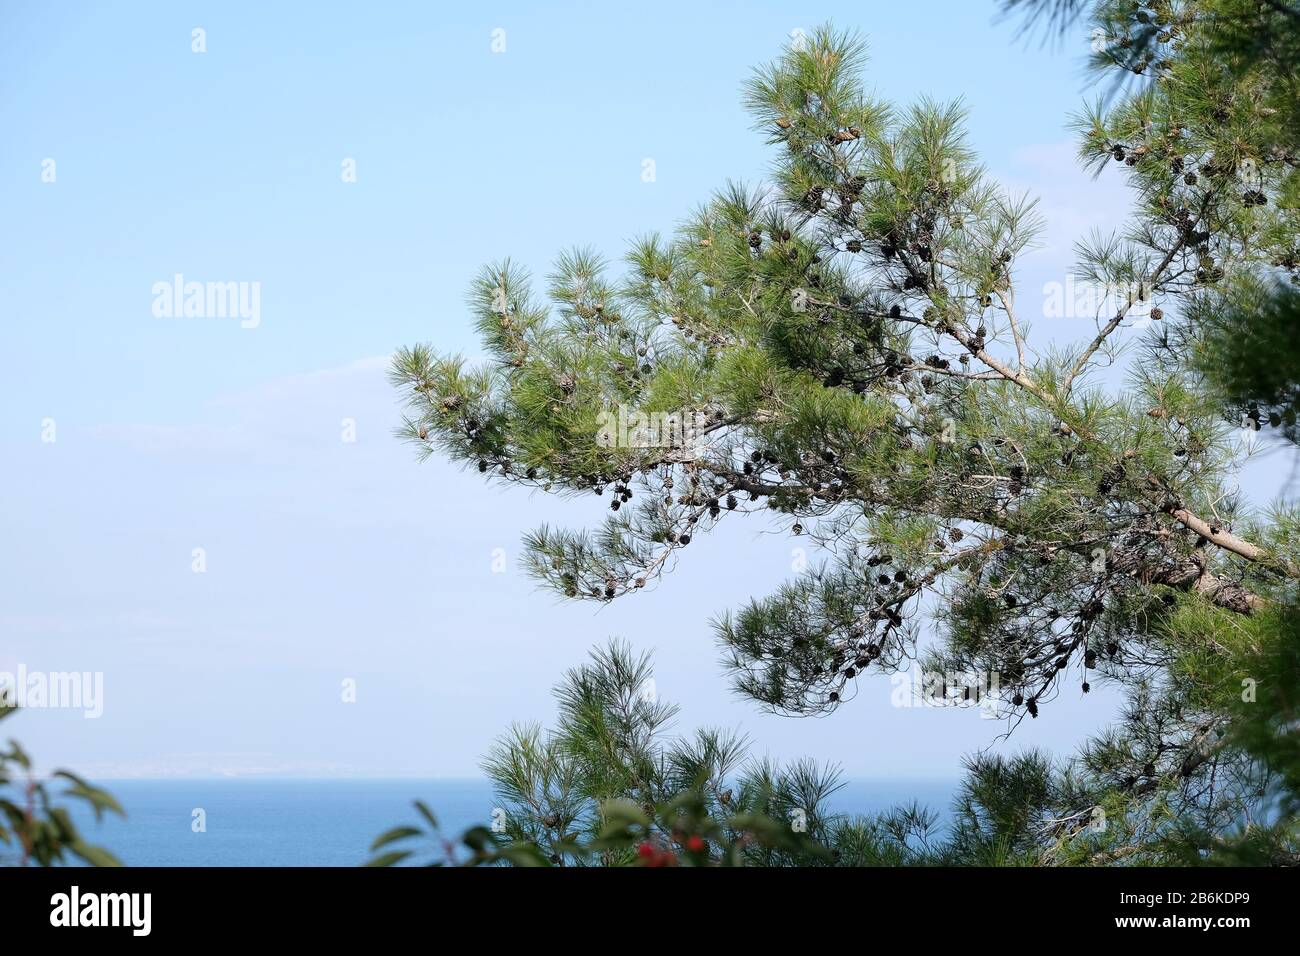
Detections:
[637, 842, 656, 860]
[686, 835, 706, 854]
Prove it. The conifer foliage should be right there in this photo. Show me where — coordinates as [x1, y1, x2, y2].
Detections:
[371, 641, 855, 866]
[394, 5, 1300, 863]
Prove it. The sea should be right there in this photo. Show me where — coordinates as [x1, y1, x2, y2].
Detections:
[54, 778, 958, 867]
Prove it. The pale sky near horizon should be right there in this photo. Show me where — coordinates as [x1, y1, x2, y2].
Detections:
[2, 1, 1293, 780]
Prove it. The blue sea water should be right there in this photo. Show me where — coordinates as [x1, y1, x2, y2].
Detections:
[59, 778, 957, 867]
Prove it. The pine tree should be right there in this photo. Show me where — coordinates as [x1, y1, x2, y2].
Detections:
[392, 9, 1300, 864]
[369, 640, 876, 867]
[1001, 0, 1300, 867]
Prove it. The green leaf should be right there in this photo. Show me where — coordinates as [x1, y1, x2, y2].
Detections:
[460, 825, 497, 853]
[492, 844, 549, 867]
[412, 800, 439, 831]
[48, 807, 77, 842]
[70, 841, 123, 868]
[600, 798, 652, 828]
[370, 826, 422, 851]
[55, 772, 125, 820]
[8, 741, 30, 770]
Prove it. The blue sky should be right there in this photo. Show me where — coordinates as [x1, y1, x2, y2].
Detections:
[1, 1, 1287, 779]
